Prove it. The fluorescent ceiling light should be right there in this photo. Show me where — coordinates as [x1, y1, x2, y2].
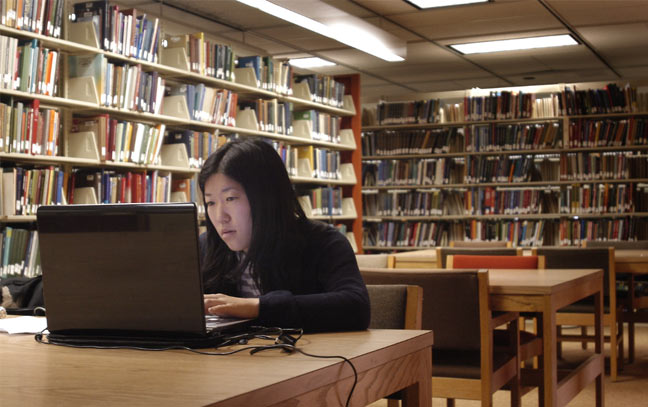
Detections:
[405, 0, 489, 8]
[236, 0, 404, 62]
[289, 57, 336, 68]
[450, 34, 578, 54]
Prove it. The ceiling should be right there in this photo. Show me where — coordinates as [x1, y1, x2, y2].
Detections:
[127, 0, 648, 103]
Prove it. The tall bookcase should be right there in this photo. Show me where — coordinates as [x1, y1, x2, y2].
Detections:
[361, 82, 648, 251]
[0, 0, 361, 278]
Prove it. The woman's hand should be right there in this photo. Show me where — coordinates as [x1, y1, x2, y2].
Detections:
[204, 294, 260, 319]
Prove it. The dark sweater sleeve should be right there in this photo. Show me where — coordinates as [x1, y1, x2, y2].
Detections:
[256, 224, 370, 332]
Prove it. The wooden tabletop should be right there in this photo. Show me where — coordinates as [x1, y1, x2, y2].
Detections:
[0, 328, 433, 407]
[487, 268, 603, 295]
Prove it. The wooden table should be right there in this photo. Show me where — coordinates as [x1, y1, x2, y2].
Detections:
[615, 249, 648, 275]
[488, 268, 604, 407]
[0, 328, 433, 407]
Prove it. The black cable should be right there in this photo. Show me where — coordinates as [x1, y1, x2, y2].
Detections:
[34, 327, 357, 406]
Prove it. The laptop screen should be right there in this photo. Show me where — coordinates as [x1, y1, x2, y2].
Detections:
[37, 203, 207, 338]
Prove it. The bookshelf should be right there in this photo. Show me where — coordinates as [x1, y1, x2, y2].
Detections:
[0, 1, 361, 277]
[361, 82, 648, 251]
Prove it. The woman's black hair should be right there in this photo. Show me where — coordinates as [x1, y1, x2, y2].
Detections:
[198, 138, 307, 293]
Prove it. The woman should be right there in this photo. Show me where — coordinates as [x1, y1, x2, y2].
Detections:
[199, 138, 370, 332]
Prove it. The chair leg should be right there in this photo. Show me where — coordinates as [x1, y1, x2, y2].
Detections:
[629, 319, 635, 363]
[610, 321, 618, 382]
[581, 326, 588, 349]
[557, 325, 563, 359]
[446, 398, 456, 407]
[387, 400, 400, 407]
[618, 319, 624, 371]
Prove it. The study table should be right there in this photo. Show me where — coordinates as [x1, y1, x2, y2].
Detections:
[360, 266, 605, 407]
[0, 328, 433, 407]
[488, 268, 604, 407]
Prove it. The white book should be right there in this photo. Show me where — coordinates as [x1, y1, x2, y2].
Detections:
[131, 123, 145, 163]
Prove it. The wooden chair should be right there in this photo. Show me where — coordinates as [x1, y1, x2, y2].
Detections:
[533, 246, 623, 381]
[447, 254, 544, 373]
[361, 268, 521, 407]
[366, 284, 422, 330]
[450, 240, 512, 248]
[583, 240, 648, 363]
[436, 247, 521, 268]
[447, 254, 544, 270]
[366, 284, 423, 407]
[355, 253, 394, 268]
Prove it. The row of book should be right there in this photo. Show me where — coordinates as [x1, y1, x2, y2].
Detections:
[165, 32, 235, 81]
[271, 140, 299, 177]
[558, 217, 641, 245]
[561, 84, 648, 115]
[294, 74, 345, 108]
[559, 152, 642, 181]
[362, 158, 462, 187]
[365, 219, 547, 248]
[568, 117, 648, 148]
[363, 221, 461, 248]
[71, 2, 160, 63]
[0, 37, 60, 95]
[71, 115, 166, 165]
[293, 110, 342, 143]
[0, 99, 60, 155]
[361, 128, 463, 156]
[363, 189, 463, 217]
[374, 99, 443, 125]
[464, 187, 546, 215]
[0, 227, 40, 278]
[236, 55, 293, 94]
[164, 130, 221, 169]
[463, 92, 561, 121]
[1, 0, 64, 38]
[239, 99, 293, 135]
[363, 183, 648, 217]
[1, 166, 66, 216]
[72, 169, 173, 205]
[465, 155, 535, 184]
[297, 146, 341, 180]
[464, 122, 562, 152]
[298, 187, 343, 217]
[167, 83, 238, 125]
[559, 183, 633, 214]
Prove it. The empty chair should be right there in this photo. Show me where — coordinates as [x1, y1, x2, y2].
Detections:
[450, 240, 512, 248]
[436, 247, 521, 268]
[361, 268, 521, 407]
[583, 240, 648, 363]
[533, 246, 623, 381]
[366, 284, 422, 330]
[355, 253, 393, 268]
[447, 254, 545, 371]
[448, 254, 544, 270]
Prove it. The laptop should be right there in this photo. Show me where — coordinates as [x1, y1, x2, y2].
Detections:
[36, 202, 251, 348]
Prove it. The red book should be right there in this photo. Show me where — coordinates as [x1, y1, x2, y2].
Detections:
[30, 99, 40, 155]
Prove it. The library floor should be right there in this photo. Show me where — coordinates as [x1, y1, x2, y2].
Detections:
[367, 323, 648, 406]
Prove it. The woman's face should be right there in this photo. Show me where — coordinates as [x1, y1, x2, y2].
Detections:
[204, 173, 253, 252]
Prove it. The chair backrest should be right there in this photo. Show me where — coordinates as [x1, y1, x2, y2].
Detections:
[355, 254, 392, 268]
[583, 240, 648, 250]
[361, 268, 485, 351]
[448, 254, 543, 269]
[366, 284, 422, 330]
[450, 240, 511, 248]
[436, 247, 520, 268]
[534, 246, 615, 304]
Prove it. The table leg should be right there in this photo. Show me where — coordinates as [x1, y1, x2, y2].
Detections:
[541, 297, 557, 407]
[595, 281, 605, 407]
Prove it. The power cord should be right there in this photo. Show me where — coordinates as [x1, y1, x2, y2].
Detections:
[34, 326, 358, 407]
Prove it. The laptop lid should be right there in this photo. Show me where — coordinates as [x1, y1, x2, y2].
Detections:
[37, 202, 214, 340]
